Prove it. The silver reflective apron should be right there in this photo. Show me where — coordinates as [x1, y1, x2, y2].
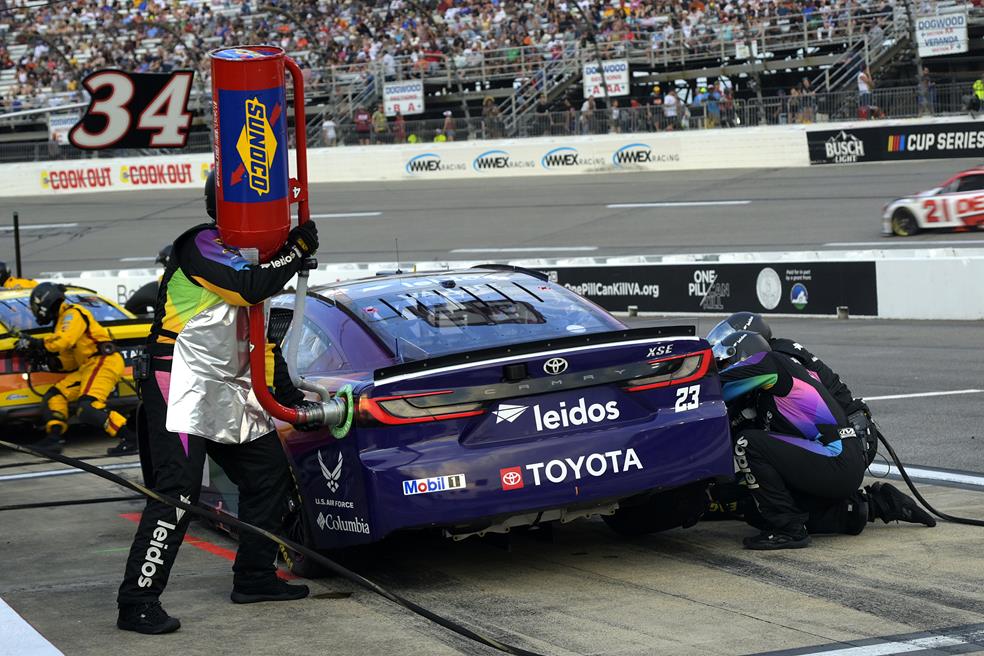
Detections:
[165, 302, 274, 444]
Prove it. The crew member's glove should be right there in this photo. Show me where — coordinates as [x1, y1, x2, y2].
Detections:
[15, 335, 49, 369]
[292, 400, 323, 432]
[286, 221, 319, 258]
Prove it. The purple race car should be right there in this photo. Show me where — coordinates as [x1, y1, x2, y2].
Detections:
[201, 266, 734, 574]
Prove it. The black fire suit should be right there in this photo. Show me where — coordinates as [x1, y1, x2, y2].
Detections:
[770, 338, 877, 462]
[117, 223, 306, 605]
[721, 350, 868, 534]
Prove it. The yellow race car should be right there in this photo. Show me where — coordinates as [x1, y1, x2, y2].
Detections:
[0, 286, 150, 427]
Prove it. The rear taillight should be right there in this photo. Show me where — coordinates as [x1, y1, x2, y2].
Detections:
[624, 349, 711, 392]
[358, 390, 485, 425]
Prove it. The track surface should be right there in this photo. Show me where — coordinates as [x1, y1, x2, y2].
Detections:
[1, 317, 982, 656]
[5, 158, 984, 275]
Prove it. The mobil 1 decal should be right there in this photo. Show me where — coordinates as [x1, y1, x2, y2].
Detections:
[547, 262, 877, 315]
[808, 121, 984, 165]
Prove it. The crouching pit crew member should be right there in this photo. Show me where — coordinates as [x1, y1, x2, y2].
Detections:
[715, 330, 870, 549]
[708, 312, 934, 529]
[24, 282, 137, 455]
[116, 172, 320, 634]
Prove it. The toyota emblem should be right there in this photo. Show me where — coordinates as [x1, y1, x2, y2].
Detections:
[543, 357, 568, 375]
[502, 471, 521, 486]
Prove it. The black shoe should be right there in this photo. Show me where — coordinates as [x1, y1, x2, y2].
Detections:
[30, 433, 64, 455]
[117, 601, 180, 634]
[107, 428, 138, 456]
[743, 528, 811, 551]
[868, 482, 936, 527]
[231, 575, 310, 604]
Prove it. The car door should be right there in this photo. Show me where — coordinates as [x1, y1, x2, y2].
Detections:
[921, 173, 984, 228]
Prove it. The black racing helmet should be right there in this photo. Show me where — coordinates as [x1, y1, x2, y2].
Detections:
[156, 244, 173, 267]
[712, 330, 771, 370]
[30, 282, 67, 325]
[205, 170, 216, 220]
[706, 311, 773, 346]
[0, 261, 9, 285]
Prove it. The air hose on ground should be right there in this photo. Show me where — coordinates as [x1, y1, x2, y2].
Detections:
[0, 439, 547, 656]
[873, 425, 984, 527]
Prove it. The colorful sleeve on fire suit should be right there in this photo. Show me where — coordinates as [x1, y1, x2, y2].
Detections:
[179, 227, 299, 307]
[43, 306, 87, 354]
[719, 351, 779, 403]
[770, 338, 857, 413]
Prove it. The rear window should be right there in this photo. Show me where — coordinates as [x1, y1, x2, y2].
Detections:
[0, 293, 129, 333]
[334, 277, 622, 361]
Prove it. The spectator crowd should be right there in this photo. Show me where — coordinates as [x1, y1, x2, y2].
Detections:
[3, 0, 900, 113]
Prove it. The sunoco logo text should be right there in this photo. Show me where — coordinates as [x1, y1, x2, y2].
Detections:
[236, 97, 277, 195]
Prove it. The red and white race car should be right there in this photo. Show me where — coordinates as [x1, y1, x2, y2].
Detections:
[882, 167, 984, 236]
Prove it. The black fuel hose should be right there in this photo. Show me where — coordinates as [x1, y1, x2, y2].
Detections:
[0, 439, 547, 656]
[874, 425, 984, 527]
[0, 495, 144, 512]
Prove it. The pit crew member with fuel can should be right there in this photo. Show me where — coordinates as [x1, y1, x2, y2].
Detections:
[115, 173, 319, 635]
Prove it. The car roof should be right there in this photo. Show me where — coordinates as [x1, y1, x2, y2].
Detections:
[311, 266, 549, 299]
[0, 285, 98, 300]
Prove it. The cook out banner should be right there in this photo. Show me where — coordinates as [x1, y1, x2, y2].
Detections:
[541, 262, 879, 316]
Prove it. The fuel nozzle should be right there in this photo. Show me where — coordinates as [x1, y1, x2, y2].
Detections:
[295, 385, 354, 439]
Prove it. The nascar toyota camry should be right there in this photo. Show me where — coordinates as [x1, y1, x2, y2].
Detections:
[199, 266, 735, 574]
[883, 166, 984, 236]
[0, 286, 149, 426]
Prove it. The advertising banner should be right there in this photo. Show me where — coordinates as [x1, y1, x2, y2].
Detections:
[808, 122, 984, 165]
[543, 262, 878, 316]
[582, 59, 629, 99]
[36, 156, 212, 193]
[47, 110, 80, 145]
[915, 11, 968, 58]
[383, 80, 425, 116]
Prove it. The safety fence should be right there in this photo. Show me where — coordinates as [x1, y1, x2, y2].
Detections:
[4, 82, 972, 162]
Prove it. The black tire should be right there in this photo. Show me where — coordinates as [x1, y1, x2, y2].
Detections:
[280, 502, 334, 579]
[603, 483, 709, 537]
[891, 208, 920, 237]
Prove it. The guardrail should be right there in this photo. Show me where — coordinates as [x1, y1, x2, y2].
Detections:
[3, 82, 972, 161]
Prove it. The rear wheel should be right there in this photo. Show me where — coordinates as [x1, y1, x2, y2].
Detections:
[281, 500, 333, 579]
[603, 483, 709, 537]
[891, 208, 920, 237]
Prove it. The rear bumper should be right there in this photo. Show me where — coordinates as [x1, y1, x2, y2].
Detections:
[301, 404, 734, 550]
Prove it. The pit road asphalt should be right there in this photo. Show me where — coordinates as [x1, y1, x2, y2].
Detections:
[5, 157, 984, 274]
[1, 316, 981, 656]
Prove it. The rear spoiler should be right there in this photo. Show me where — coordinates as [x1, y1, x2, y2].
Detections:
[374, 324, 696, 381]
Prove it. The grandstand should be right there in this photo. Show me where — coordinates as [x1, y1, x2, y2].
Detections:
[2, 0, 983, 158]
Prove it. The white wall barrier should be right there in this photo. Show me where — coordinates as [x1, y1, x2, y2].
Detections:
[45, 247, 984, 321]
[3, 115, 981, 196]
[0, 125, 807, 196]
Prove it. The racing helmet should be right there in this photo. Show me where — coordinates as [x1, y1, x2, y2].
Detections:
[706, 311, 773, 346]
[204, 170, 216, 220]
[30, 282, 67, 325]
[0, 261, 8, 285]
[712, 330, 771, 370]
[156, 244, 173, 267]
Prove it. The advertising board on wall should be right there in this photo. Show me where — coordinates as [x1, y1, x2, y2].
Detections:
[383, 80, 425, 116]
[915, 11, 968, 58]
[582, 59, 630, 99]
[47, 110, 80, 145]
[543, 262, 878, 316]
[808, 122, 984, 165]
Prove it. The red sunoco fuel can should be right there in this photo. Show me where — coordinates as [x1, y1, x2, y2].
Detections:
[210, 45, 290, 262]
